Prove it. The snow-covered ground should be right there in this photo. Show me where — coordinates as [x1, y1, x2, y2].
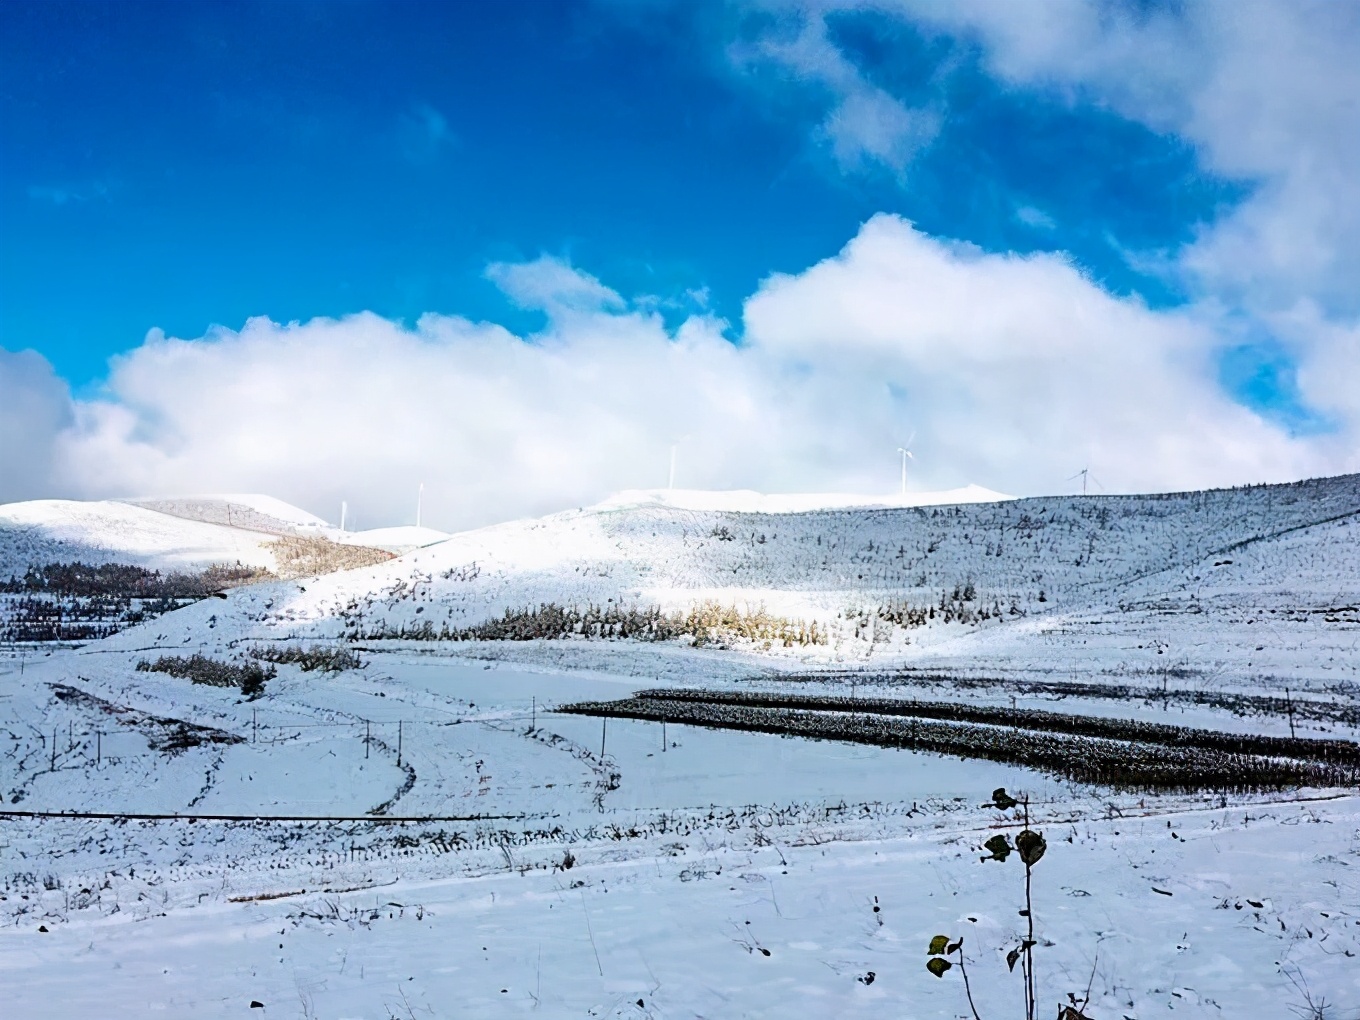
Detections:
[3, 474, 1360, 1017]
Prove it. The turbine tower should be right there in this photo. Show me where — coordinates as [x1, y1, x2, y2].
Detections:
[896, 433, 915, 496]
[416, 482, 425, 528]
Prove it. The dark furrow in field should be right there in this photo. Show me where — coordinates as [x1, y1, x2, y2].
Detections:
[760, 670, 1360, 727]
[559, 696, 1360, 793]
[627, 688, 1360, 766]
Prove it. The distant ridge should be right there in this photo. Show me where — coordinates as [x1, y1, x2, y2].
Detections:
[597, 485, 1012, 514]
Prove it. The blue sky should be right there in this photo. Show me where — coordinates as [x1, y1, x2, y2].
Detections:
[6, 2, 1235, 374]
[2, 1, 1356, 524]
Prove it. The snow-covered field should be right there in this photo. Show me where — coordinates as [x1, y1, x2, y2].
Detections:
[3, 475, 1360, 1017]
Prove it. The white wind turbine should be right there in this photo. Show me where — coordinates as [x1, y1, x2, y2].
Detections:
[667, 435, 690, 492]
[416, 482, 425, 528]
[896, 433, 916, 496]
[1067, 467, 1101, 495]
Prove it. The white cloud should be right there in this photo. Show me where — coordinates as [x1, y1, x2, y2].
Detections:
[8, 218, 1349, 530]
[878, 0, 1360, 408]
[733, 10, 939, 173]
[485, 255, 626, 316]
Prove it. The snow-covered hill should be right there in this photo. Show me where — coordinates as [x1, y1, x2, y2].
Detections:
[0, 498, 282, 575]
[201, 473, 1358, 693]
[0, 495, 420, 579]
[4, 475, 1360, 1018]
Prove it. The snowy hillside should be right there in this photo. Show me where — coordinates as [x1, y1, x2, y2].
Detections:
[0, 497, 398, 646]
[0, 498, 282, 575]
[3, 475, 1360, 1018]
[215, 472, 1360, 695]
[598, 483, 1013, 513]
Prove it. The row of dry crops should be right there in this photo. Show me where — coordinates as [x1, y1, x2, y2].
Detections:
[774, 668, 1360, 728]
[558, 688, 1360, 793]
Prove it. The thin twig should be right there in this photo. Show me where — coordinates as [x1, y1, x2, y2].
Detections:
[956, 941, 984, 1020]
[1076, 949, 1099, 1013]
[580, 890, 604, 977]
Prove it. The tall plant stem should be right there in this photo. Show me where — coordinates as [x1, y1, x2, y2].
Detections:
[1022, 797, 1036, 1020]
[956, 944, 984, 1020]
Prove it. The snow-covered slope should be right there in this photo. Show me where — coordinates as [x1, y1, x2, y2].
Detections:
[222, 473, 1360, 692]
[336, 524, 450, 552]
[0, 495, 413, 581]
[0, 499, 281, 575]
[126, 495, 449, 552]
[5, 476, 1360, 1018]
[125, 494, 332, 534]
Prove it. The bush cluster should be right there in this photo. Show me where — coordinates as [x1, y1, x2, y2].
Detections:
[347, 600, 826, 648]
[1, 560, 270, 597]
[249, 644, 363, 672]
[136, 653, 275, 699]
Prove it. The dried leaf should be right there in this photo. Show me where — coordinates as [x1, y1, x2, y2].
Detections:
[926, 957, 953, 978]
[982, 834, 1013, 862]
[990, 787, 1018, 810]
[1016, 829, 1047, 867]
[1006, 946, 1022, 972]
[928, 935, 950, 955]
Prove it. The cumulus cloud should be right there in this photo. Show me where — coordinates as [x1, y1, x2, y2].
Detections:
[724, 0, 1360, 474]
[10, 221, 1349, 531]
[904, 0, 1360, 315]
[876, 0, 1360, 435]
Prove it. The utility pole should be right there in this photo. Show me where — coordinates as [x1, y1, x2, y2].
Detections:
[397, 720, 403, 767]
[600, 716, 607, 760]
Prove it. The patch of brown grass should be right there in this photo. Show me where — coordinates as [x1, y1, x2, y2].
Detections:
[267, 536, 393, 578]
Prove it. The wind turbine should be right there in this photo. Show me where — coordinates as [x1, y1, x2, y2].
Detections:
[416, 482, 425, 528]
[339, 500, 347, 533]
[896, 433, 915, 496]
[667, 436, 690, 492]
[1067, 468, 1101, 495]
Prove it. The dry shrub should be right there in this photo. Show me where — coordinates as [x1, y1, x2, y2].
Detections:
[250, 643, 363, 672]
[350, 599, 825, 648]
[267, 536, 393, 578]
[137, 653, 275, 698]
[678, 600, 824, 647]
